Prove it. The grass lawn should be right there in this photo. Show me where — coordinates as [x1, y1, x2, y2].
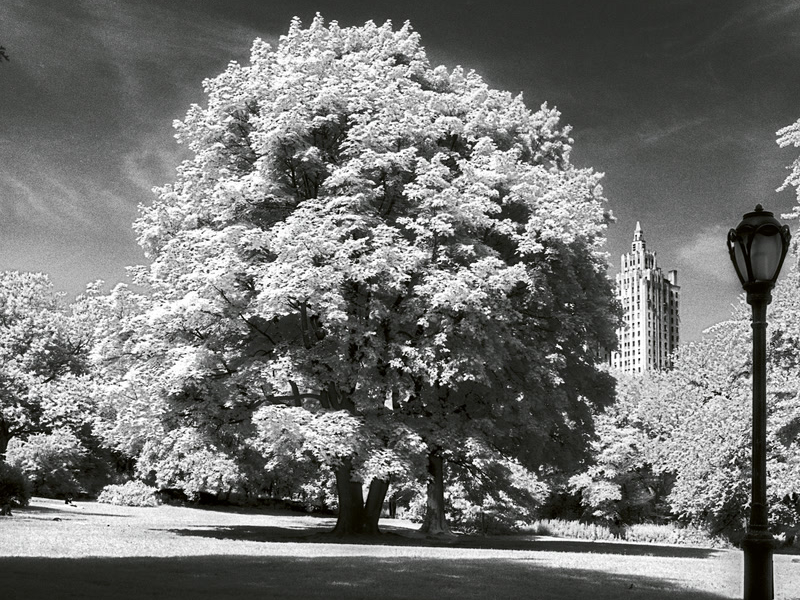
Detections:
[2, 498, 800, 599]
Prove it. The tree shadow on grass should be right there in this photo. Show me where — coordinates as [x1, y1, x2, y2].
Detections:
[13, 504, 131, 520]
[2, 555, 733, 600]
[168, 523, 722, 559]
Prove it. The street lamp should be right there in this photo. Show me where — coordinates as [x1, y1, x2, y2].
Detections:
[727, 204, 791, 600]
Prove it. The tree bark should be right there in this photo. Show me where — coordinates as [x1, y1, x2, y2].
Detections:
[332, 459, 365, 535]
[0, 420, 11, 459]
[362, 478, 389, 534]
[419, 449, 451, 535]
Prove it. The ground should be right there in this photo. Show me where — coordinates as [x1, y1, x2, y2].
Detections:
[2, 498, 800, 599]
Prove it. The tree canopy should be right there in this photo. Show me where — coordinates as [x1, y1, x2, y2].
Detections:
[0, 272, 90, 457]
[84, 15, 619, 534]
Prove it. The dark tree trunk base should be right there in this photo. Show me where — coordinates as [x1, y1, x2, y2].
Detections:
[332, 462, 390, 536]
[332, 460, 365, 536]
[362, 478, 389, 535]
[419, 450, 451, 536]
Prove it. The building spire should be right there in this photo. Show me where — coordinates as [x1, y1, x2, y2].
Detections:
[632, 221, 645, 253]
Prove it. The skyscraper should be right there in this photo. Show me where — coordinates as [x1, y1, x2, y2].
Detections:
[610, 222, 680, 374]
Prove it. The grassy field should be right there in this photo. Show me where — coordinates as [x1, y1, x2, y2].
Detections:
[2, 498, 800, 599]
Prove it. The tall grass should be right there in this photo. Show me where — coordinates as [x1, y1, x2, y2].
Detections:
[523, 519, 617, 541]
[521, 519, 731, 548]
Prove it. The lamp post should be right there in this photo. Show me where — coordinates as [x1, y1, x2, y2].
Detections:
[727, 204, 791, 600]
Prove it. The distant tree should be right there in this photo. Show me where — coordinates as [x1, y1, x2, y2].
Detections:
[0, 272, 90, 458]
[576, 269, 800, 542]
[570, 120, 800, 540]
[6, 428, 88, 499]
[128, 15, 618, 534]
[569, 373, 674, 526]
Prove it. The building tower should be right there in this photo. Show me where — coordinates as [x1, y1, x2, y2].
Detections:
[610, 222, 680, 374]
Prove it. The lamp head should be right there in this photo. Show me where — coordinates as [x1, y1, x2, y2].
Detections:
[727, 204, 791, 299]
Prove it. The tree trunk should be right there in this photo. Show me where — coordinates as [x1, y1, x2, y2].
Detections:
[419, 449, 451, 535]
[332, 459, 365, 535]
[362, 478, 389, 534]
[0, 420, 10, 460]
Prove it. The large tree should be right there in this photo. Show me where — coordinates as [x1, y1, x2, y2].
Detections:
[129, 15, 618, 534]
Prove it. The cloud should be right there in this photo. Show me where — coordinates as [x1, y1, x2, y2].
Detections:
[676, 224, 736, 283]
[0, 0, 270, 244]
[638, 116, 709, 147]
[121, 138, 187, 195]
[0, 165, 137, 240]
[677, 0, 800, 63]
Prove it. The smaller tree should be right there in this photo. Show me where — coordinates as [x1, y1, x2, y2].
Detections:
[569, 373, 675, 526]
[0, 270, 98, 485]
[6, 429, 88, 499]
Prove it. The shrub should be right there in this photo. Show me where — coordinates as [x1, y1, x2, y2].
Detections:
[0, 461, 31, 507]
[6, 429, 87, 499]
[97, 480, 160, 507]
[135, 427, 246, 501]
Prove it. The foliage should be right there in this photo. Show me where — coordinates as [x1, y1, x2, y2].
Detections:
[443, 439, 549, 533]
[0, 271, 92, 457]
[623, 523, 731, 548]
[0, 460, 31, 507]
[97, 480, 160, 507]
[574, 265, 800, 542]
[135, 427, 250, 501]
[568, 373, 675, 525]
[777, 118, 800, 221]
[92, 14, 618, 533]
[6, 428, 88, 499]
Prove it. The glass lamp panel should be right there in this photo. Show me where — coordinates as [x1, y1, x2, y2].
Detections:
[749, 231, 783, 281]
[732, 236, 750, 284]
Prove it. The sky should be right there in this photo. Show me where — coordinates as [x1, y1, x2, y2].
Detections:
[2, 0, 800, 341]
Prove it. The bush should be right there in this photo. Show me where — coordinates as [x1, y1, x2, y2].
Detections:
[98, 480, 160, 507]
[0, 461, 31, 507]
[135, 428, 247, 501]
[6, 429, 88, 499]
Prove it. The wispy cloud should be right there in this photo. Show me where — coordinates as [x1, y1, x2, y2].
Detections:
[676, 224, 736, 283]
[0, 170, 134, 237]
[678, 0, 800, 62]
[0, 0, 268, 242]
[121, 139, 187, 195]
[638, 116, 709, 147]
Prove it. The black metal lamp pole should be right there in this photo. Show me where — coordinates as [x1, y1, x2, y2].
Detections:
[727, 205, 791, 600]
